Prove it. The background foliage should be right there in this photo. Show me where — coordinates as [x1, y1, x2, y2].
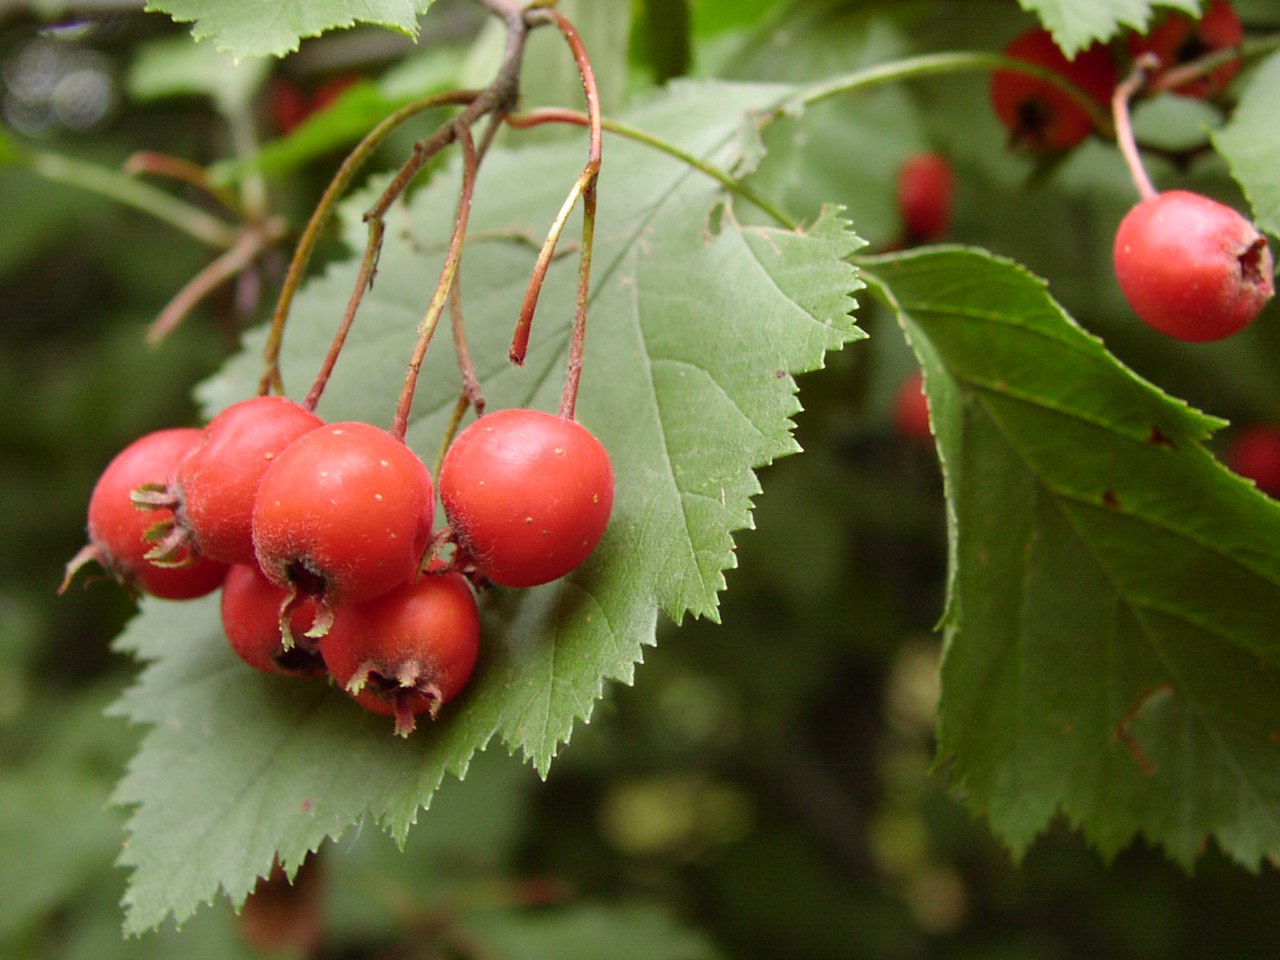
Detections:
[3, 0, 1280, 957]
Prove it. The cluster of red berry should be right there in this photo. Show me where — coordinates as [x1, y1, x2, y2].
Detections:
[893, 1, 1272, 355]
[988, 4, 1273, 343]
[889, 2, 1276, 462]
[62, 397, 613, 736]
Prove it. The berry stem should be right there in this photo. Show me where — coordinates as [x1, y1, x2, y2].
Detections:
[294, 6, 537, 407]
[560, 176, 597, 421]
[123, 150, 242, 214]
[1149, 34, 1280, 94]
[20, 147, 239, 249]
[450, 272, 486, 416]
[147, 217, 285, 343]
[507, 8, 603, 422]
[506, 109, 798, 229]
[391, 121, 480, 442]
[781, 51, 1115, 137]
[1113, 55, 1159, 202]
[259, 89, 482, 398]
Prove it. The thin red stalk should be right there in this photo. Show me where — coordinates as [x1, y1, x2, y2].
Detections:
[297, 11, 532, 408]
[124, 150, 241, 213]
[433, 393, 472, 481]
[510, 8, 603, 395]
[302, 216, 384, 412]
[147, 218, 284, 343]
[509, 175, 588, 364]
[559, 175, 596, 420]
[1113, 55, 1159, 202]
[450, 271, 485, 415]
[547, 10, 602, 420]
[257, 89, 481, 397]
[391, 123, 479, 442]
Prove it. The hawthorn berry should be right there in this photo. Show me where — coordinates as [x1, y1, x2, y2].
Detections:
[897, 153, 954, 244]
[989, 28, 1116, 151]
[893, 372, 933, 441]
[1227, 425, 1280, 498]
[61, 428, 229, 600]
[220, 564, 326, 677]
[1129, 0, 1243, 99]
[252, 421, 435, 635]
[319, 569, 480, 736]
[439, 409, 614, 588]
[138, 395, 324, 566]
[1113, 190, 1275, 342]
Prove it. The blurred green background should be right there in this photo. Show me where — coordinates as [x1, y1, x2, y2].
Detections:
[4, 0, 1280, 957]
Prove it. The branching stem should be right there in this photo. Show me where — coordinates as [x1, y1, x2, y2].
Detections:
[259, 89, 482, 397]
[391, 121, 479, 442]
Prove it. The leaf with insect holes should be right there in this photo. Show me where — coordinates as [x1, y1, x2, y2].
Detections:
[1016, 0, 1197, 55]
[145, 0, 435, 59]
[866, 246, 1280, 869]
[110, 79, 863, 933]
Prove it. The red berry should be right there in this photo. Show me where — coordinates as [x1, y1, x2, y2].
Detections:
[1130, 0, 1243, 99]
[320, 570, 480, 736]
[897, 153, 954, 244]
[62, 428, 229, 600]
[1113, 190, 1275, 342]
[252, 422, 435, 633]
[139, 396, 325, 566]
[989, 29, 1117, 151]
[309, 73, 360, 112]
[439, 409, 614, 588]
[893, 372, 932, 441]
[269, 78, 310, 134]
[220, 564, 326, 677]
[1227, 425, 1280, 497]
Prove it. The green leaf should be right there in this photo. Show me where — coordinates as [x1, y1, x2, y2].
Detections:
[1213, 50, 1280, 238]
[111, 79, 863, 933]
[144, 0, 435, 60]
[127, 36, 269, 114]
[866, 246, 1280, 869]
[1016, 0, 1198, 55]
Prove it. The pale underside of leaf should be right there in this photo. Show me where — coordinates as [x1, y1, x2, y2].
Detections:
[1016, 0, 1199, 56]
[145, 0, 432, 59]
[111, 79, 864, 933]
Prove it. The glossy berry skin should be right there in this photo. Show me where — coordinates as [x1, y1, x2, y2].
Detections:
[220, 564, 326, 677]
[897, 153, 954, 244]
[439, 409, 614, 588]
[893, 372, 933, 441]
[1227, 425, 1280, 498]
[1130, 0, 1243, 99]
[1113, 190, 1275, 342]
[67, 428, 228, 599]
[989, 29, 1117, 151]
[252, 422, 435, 617]
[319, 570, 480, 736]
[174, 396, 324, 565]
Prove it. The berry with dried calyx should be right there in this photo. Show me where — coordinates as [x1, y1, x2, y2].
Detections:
[252, 421, 435, 638]
[319, 569, 480, 736]
[62, 428, 228, 600]
[1129, 0, 1243, 99]
[220, 564, 327, 677]
[136, 395, 324, 567]
[989, 28, 1116, 151]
